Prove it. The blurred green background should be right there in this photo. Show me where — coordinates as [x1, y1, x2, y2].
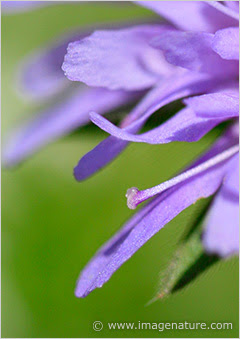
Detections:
[1, 2, 239, 338]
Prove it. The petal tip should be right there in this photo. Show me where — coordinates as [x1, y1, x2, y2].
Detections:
[73, 164, 84, 182]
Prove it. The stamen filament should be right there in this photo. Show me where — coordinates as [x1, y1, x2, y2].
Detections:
[126, 144, 239, 209]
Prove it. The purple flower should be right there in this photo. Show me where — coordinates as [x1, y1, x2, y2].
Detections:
[61, 1, 239, 297]
[3, 1, 239, 298]
[61, 2, 239, 181]
[3, 1, 238, 168]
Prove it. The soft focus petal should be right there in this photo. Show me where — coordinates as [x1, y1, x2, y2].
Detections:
[212, 27, 239, 60]
[18, 30, 86, 100]
[203, 155, 239, 257]
[207, 1, 239, 20]
[224, 154, 239, 195]
[184, 91, 239, 118]
[3, 87, 136, 167]
[151, 30, 238, 76]
[19, 24, 138, 100]
[62, 25, 174, 91]
[18, 27, 99, 101]
[75, 130, 238, 297]
[89, 107, 224, 144]
[225, 1, 239, 13]
[1, 1, 77, 14]
[1, 1, 47, 13]
[136, 1, 238, 32]
[74, 72, 221, 180]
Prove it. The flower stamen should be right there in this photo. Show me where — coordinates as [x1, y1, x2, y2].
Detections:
[126, 145, 239, 209]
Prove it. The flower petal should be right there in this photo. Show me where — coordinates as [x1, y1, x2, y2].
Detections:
[18, 30, 91, 101]
[151, 30, 238, 76]
[89, 107, 224, 144]
[62, 25, 174, 91]
[136, 1, 238, 32]
[212, 27, 239, 60]
[74, 135, 129, 181]
[74, 72, 220, 180]
[1, 1, 47, 14]
[203, 155, 239, 257]
[3, 87, 135, 167]
[75, 129, 238, 298]
[224, 154, 239, 196]
[207, 1, 239, 20]
[184, 91, 239, 118]
[225, 1, 239, 13]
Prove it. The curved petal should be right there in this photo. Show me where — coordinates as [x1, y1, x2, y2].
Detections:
[135, 1, 238, 33]
[212, 27, 239, 60]
[75, 130, 238, 298]
[203, 155, 239, 257]
[3, 87, 136, 167]
[62, 25, 175, 91]
[74, 72, 221, 181]
[89, 107, 224, 144]
[151, 30, 238, 76]
[184, 91, 239, 118]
